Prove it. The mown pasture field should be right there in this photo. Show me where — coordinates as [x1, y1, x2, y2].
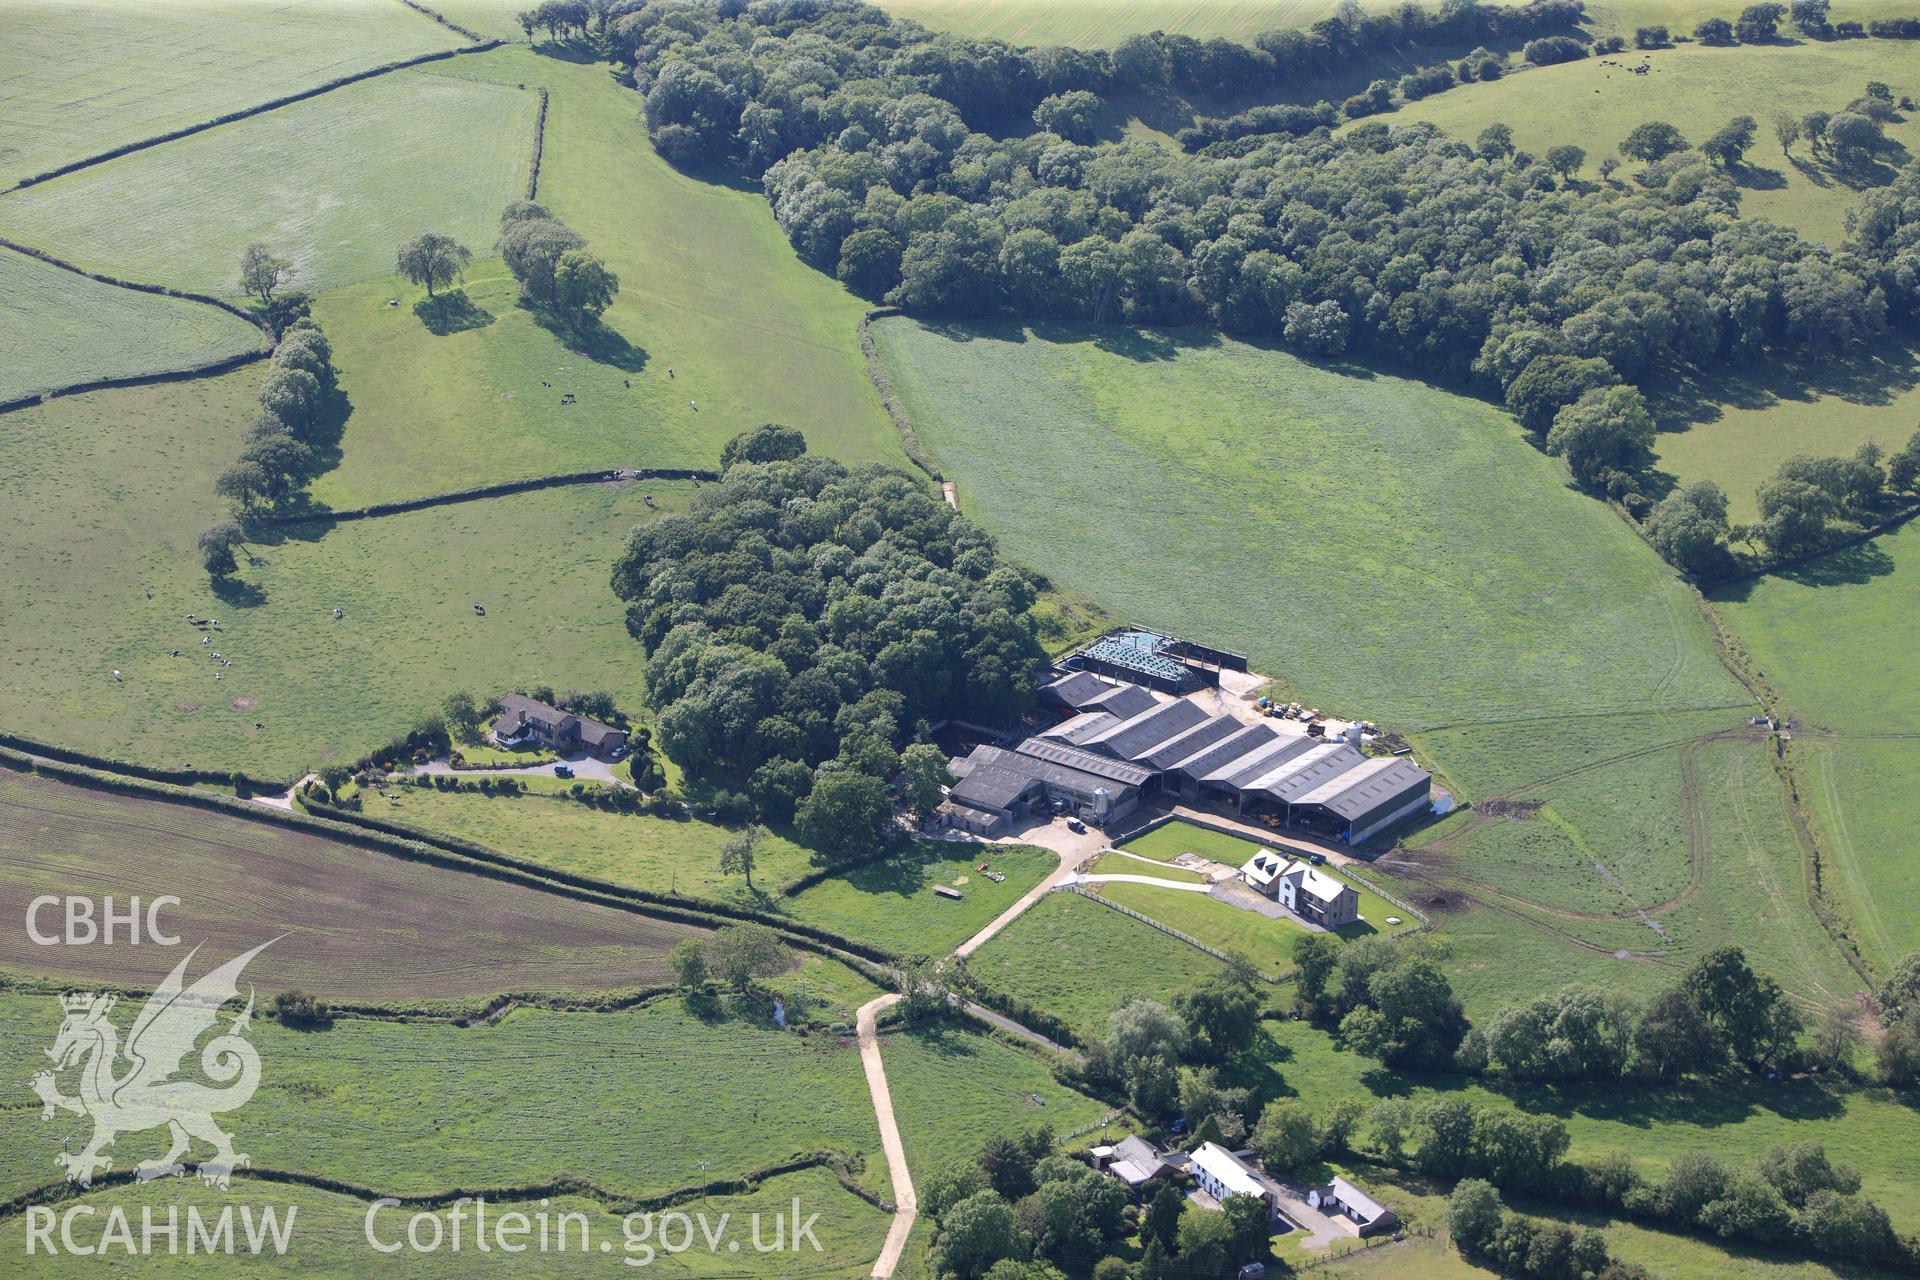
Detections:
[1085, 849, 1209, 880]
[0, 248, 262, 403]
[871, 317, 1746, 734]
[1380, 39, 1920, 248]
[0, 0, 459, 188]
[781, 842, 1057, 957]
[877, 1024, 1114, 1174]
[369, 786, 822, 904]
[0, 766, 703, 1001]
[301, 51, 899, 509]
[0, 995, 884, 1204]
[964, 890, 1238, 1043]
[2, 1167, 889, 1277]
[1091, 880, 1306, 971]
[1257, 1016, 1920, 1232]
[0, 366, 693, 777]
[0, 68, 536, 298]
[1714, 518, 1920, 971]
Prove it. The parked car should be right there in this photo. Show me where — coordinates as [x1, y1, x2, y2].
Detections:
[1066, 817, 1087, 833]
[554, 764, 574, 779]
[1307, 851, 1326, 865]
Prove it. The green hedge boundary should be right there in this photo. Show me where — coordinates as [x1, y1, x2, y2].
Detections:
[0, 732, 293, 792]
[250, 466, 717, 526]
[0, 1150, 876, 1223]
[0, 747, 895, 984]
[394, 0, 490, 43]
[857, 310, 942, 482]
[527, 86, 550, 199]
[300, 796, 898, 971]
[0, 43, 504, 197]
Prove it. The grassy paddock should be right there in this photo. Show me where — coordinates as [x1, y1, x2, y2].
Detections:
[366, 785, 820, 905]
[0, 995, 882, 1204]
[782, 843, 1057, 957]
[0, 68, 535, 297]
[0, 766, 703, 1001]
[0, 364, 692, 776]
[0, 249, 262, 403]
[1093, 880, 1307, 970]
[1378, 39, 1920, 248]
[965, 891, 1237, 1043]
[878, 1023, 1113, 1174]
[0, 0, 459, 187]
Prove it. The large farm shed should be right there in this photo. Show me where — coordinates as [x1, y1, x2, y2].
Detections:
[942, 664, 1431, 843]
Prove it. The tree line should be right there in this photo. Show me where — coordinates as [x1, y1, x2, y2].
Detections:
[609, 425, 1045, 858]
[199, 258, 340, 578]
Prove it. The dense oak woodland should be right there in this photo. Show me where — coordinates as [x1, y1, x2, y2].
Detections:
[602, 0, 1920, 528]
[611, 426, 1045, 836]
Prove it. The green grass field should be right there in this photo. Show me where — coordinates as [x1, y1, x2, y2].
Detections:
[0, 248, 262, 402]
[0, 364, 694, 776]
[965, 890, 1241, 1043]
[1116, 821, 1416, 934]
[0, 67, 535, 298]
[873, 318, 1745, 733]
[4, 1166, 888, 1276]
[0, 0, 460, 188]
[1086, 849, 1209, 880]
[1380, 39, 1920, 248]
[878, 1024, 1113, 1174]
[1386, 728, 1862, 1016]
[300, 49, 899, 508]
[1093, 880, 1307, 970]
[782, 842, 1057, 957]
[1713, 518, 1920, 971]
[369, 785, 821, 904]
[1651, 341, 1920, 524]
[0, 995, 882, 1204]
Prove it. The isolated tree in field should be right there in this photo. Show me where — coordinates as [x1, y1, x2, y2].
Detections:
[395, 232, 471, 299]
[1791, 0, 1832, 34]
[1693, 16, 1734, 42]
[197, 522, 244, 578]
[1825, 112, 1883, 167]
[239, 243, 292, 307]
[1774, 114, 1802, 155]
[1702, 115, 1758, 167]
[718, 822, 766, 890]
[1802, 110, 1833, 155]
[1634, 24, 1669, 47]
[1544, 144, 1586, 181]
[898, 742, 953, 817]
[1621, 120, 1690, 162]
[1598, 154, 1620, 182]
[702, 922, 785, 990]
[554, 248, 618, 328]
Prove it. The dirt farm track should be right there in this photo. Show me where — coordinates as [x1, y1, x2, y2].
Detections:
[0, 768, 701, 1001]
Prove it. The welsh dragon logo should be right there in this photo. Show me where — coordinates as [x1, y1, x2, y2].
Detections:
[31, 941, 275, 1190]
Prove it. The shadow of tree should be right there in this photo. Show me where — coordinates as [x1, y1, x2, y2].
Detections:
[1773, 538, 1897, 587]
[414, 291, 495, 335]
[210, 575, 267, 608]
[1643, 340, 1920, 433]
[528, 305, 649, 372]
